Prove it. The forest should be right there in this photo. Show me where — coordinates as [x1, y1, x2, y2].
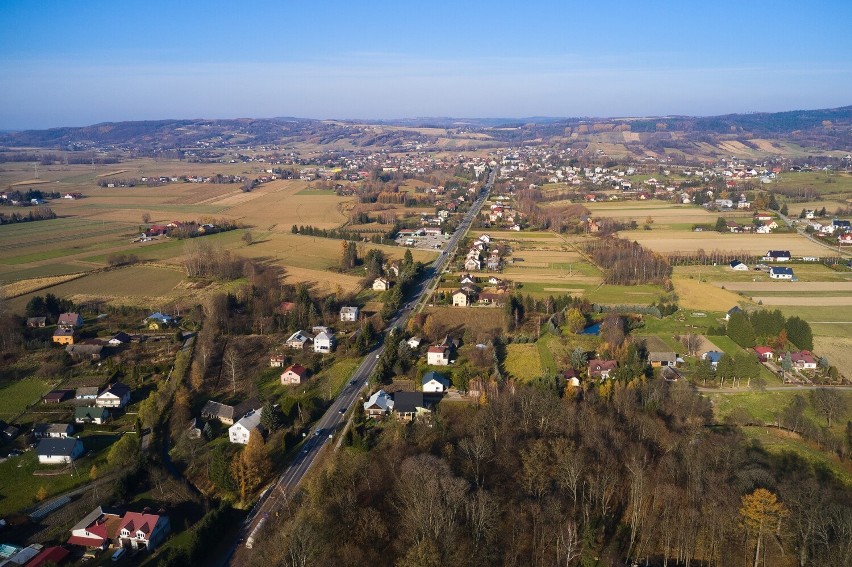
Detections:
[248, 380, 851, 567]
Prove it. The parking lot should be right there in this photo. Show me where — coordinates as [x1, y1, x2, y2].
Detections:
[395, 233, 449, 251]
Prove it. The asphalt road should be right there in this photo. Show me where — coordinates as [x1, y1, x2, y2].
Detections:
[226, 169, 495, 563]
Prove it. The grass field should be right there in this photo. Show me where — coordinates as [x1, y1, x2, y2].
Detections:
[672, 276, 749, 310]
[741, 427, 852, 485]
[0, 378, 54, 420]
[708, 390, 851, 435]
[422, 307, 506, 344]
[504, 343, 543, 381]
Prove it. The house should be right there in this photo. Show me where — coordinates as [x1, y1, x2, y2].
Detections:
[66, 343, 103, 361]
[427, 345, 451, 366]
[702, 351, 724, 369]
[26, 316, 47, 328]
[117, 511, 171, 551]
[587, 359, 618, 379]
[57, 312, 83, 329]
[228, 409, 264, 444]
[763, 250, 791, 262]
[52, 327, 76, 345]
[406, 336, 422, 349]
[68, 506, 122, 549]
[37, 437, 84, 464]
[452, 290, 472, 307]
[790, 350, 818, 370]
[488, 276, 504, 285]
[285, 330, 313, 350]
[838, 233, 852, 245]
[464, 257, 482, 271]
[648, 352, 678, 367]
[372, 277, 391, 291]
[200, 400, 254, 426]
[725, 306, 744, 321]
[143, 312, 174, 329]
[340, 306, 359, 322]
[754, 346, 775, 362]
[43, 389, 73, 404]
[393, 392, 431, 421]
[422, 371, 450, 393]
[459, 274, 476, 285]
[363, 390, 394, 418]
[769, 266, 794, 280]
[729, 260, 748, 271]
[280, 363, 308, 385]
[479, 290, 507, 306]
[75, 406, 110, 424]
[269, 354, 286, 368]
[563, 368, 580, 387]
[75, 386, 100, 400]
[96, 382, 131, 408]
[832, 219, 852, 232]
[2, 423, 20, 441]
[22, 545, 70, 567]
[313, 331, 335, 353]
[33, 423, 74, 439]
[108, 331, 132, 346]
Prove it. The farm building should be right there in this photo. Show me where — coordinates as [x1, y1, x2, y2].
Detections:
[33, 423, 74, 439]
[649, 352, 678, 368]
[26, 317, 47, 327]
[763, 250, 791, 262]
[729, 260, 748, 271]
[201, 400, 254, 426]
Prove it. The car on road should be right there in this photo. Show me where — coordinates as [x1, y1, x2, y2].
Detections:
[338, 408, 346, 414]
[349, 379, 357, 385]
[314, 428, 323, 437]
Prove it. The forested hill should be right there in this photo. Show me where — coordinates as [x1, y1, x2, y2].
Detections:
[1, 105, 850, 151]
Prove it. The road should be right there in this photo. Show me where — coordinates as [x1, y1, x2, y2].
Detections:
[776, 210, 852, 258]
[228, 169, 495, 562]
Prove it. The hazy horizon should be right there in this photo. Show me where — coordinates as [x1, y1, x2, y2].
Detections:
[2, 0, 851, 130]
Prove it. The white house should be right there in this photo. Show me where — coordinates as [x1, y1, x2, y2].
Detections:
[427, 345, 450, 366]
[769, 266, 794, 280]
[464, 257, 482, 271]
[280, 363, 308, 385]
[373, 277, 391, 291]
[37, 437, 84, 464]
[406, 336, 422, 349]
[729, 260, 748, 271]
[228, 409, 263, 444]
[422, 371, 450, 393]
[95, 383, 131, 408]
[339, 306, 359, 322]
[363, 390, 394, 418]
[313, 331, 335, 353]
[33, 423, 74, 439]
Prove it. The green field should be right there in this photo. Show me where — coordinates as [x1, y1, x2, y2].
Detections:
[504, 343, 543, 381]
[0, 378, 54, 420]
[741, 427, 852, 486]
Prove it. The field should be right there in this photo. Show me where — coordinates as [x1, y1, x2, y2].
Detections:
[504, 344, 543, 381]
[0, 378, 54, 420]
[741, 427, 852, 486]
[671, 276, 748, 310]
[619, 230, 835, 256]
[422, 307, 506, 344]
[813, 336, 852, 375]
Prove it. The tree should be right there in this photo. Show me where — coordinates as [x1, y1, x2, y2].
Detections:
[810, 388, 847, 428]
[568, 347, 587, 371]
[142, 212, 151, 224]
[727, 311, 756, 348]
[89, 464, 98, 480]
[241, 231, 253, 246]
[565, 308, 586, 334]
[108, 434, 140, 469]
[694, 358, 715, 385]
[231, 432, 271, 501]
[260, 400, 281, 431]
[681, 333, 701, 357]
[785, 316, 813, 350]
[36, 486, 48, 502]
[780, 203, 788, 216]
[740, 488, 789, 567]
[223, 346, 241, 394]
[715, 216, 727, 232]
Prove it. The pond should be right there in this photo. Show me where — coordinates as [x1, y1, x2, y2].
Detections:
[581, 322, 601, 335]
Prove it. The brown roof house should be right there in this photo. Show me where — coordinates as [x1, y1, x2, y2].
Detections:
[587, 359, 618, 380]
[280, 363, 308, 385]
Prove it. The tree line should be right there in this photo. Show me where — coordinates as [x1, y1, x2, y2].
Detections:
[583, 237, 672, 285]
[0, 205, 56, 225]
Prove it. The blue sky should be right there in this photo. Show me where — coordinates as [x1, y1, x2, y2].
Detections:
[1, 0, 850, 129]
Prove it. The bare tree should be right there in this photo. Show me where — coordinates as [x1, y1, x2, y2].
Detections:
[141, 212, 151, 224]
[223, 345, 241, 394]
[681, 333, 702, 357]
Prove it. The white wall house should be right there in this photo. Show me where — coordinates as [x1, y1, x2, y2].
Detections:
[37, 437, 83, 464]
[314, 331, 334, 353]
[228, 409, 263, 445]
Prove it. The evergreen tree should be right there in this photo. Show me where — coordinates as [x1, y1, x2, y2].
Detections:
[715, 217, 727, 232]
[727, 311, 756, 347]
[785, 316, 813, 350]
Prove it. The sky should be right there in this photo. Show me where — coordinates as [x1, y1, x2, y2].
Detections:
[1, 0, 851, 129]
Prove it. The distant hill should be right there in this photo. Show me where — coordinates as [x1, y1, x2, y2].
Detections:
[0, 106, 849, 152]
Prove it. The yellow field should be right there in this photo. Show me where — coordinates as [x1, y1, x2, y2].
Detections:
[720, 282, 852, 292]
[672, 277, 751, 311]
[620, 230, 835, 256]
[277, 266, 364, 295]
[813, 336, 852, 377]
[751, 296, 852, 306]
[1, 273, 86, 298]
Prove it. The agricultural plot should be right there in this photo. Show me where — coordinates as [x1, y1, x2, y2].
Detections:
[421, 307, 506, 344]
[620, 229, 834, 256]
[222, 180, 350, 230]
[0, 378, 54, 420]
[672, 276, 749, 311]
[504, 344, 543, 381]
[586, 201, 720, 228]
